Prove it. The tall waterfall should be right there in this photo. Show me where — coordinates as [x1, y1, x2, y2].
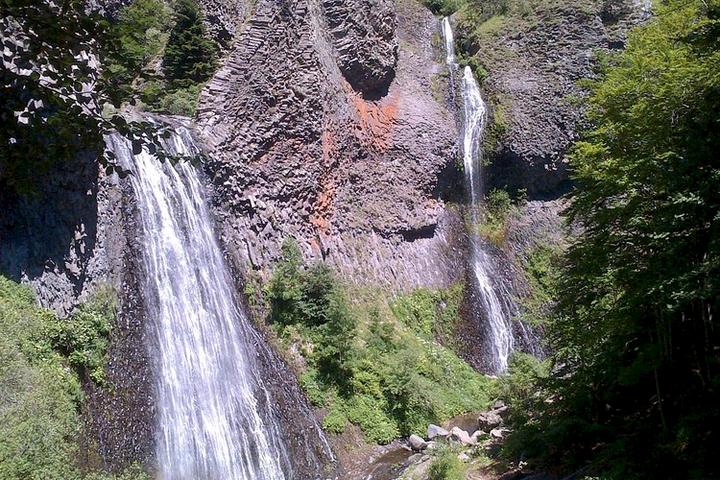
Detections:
[108, 130, 287, 480]
[442, 18, 515, 373]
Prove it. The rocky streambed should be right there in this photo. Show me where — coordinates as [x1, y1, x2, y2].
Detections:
[350, 400, 554, 480]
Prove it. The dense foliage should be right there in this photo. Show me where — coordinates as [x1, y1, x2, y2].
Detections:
[163, 0, 218, 88]
[0, 276, 147, 479]
[105, 0, 218, 116]
[503, 1, 720, 477]
[0, 0, 188, 196]
[266, 240, 494, 443]
[102, 0, 172, 102]
[427, 444, 467, 480]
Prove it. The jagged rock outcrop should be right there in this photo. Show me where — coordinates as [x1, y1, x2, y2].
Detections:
[457, 0, 651, 197]
[197, 0, 463, 291]
[322, 0, 398, 96]
[199, 0, 248, 48]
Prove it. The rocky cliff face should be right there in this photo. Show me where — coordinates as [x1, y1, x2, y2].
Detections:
[197, 0, 465, 292]
[457, 0, 651, 197]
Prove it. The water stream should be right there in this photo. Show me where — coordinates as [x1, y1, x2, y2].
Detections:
[108, 130, 288, 480]
[442, 18, 515, 373]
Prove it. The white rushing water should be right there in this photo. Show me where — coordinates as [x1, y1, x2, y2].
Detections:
[108, 131, 287, 480]
[441, 17, 455, 65]
[442, 18, 514, 373]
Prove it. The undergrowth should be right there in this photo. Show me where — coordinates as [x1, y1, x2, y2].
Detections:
[0, 276, 144, 479]
[265, 240, 494, 444]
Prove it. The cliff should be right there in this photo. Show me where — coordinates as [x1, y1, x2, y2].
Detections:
[197, 0, 466, 292]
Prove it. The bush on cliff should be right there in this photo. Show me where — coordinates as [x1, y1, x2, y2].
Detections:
[0, 276, 146, 479]
[163, 0, 218, 88]
[102, 0, 217, 115]
[266, 240, 493, 444]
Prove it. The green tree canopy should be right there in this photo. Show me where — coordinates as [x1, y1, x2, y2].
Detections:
[507, 0, 720, 477]
[163, 0, 218, 88]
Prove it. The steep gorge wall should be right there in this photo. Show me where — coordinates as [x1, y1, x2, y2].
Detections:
[197, 0, 466, 292]
[458, 0, 652, 197]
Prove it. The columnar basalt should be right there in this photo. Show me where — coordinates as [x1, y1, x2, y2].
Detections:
[197, 0, 463, 292]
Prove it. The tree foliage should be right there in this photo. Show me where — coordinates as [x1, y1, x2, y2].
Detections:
[0, 276, 146, 479]
[505, 1, 720, 477]
[0, 0, 172, 197]
[266, 240, 494, 444]
[163, 0, 218, 88]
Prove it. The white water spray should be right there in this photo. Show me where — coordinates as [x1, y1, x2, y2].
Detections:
[442, 18, 514, 373]
[108, 131, 287, 480]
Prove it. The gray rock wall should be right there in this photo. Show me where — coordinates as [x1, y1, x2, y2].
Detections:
[197, 0, 465, 292]
[456, 0, 651, 197]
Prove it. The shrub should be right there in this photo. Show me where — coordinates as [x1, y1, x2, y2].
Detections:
[0, 277, 81, 480]
[103, 0, 172, 100]
[50, 286, 116, 385]
[477, 187, 516, 247]
[390, 283, 464, 343]
[0, 277, 138, 479]
[428, 445, 466, 480]
[321, 408, 347, 434]
[266, 244, 494, 444]
[152, 84, 201, 116]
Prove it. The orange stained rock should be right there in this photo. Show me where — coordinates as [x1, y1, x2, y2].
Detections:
[310, 127, 339, 234]
[350, 90, 401, 152]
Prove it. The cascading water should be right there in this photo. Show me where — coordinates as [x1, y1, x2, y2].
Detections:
[108, 130, 288, 480]
[442, 18, 515, 373]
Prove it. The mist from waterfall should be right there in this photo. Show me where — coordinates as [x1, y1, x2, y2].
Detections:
[442, 18, 515, 373]
[108, 130, 288, 480]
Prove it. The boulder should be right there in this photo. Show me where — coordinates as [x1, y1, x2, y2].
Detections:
[477, 410, 503, 431]
[470, 430, 485, 444]
[458, 452, 470, 462]
[427, 424, 450, 440]
[408, 434, 428, 451]
[450, 426, 473, 445]
[490, 427, 509, 439]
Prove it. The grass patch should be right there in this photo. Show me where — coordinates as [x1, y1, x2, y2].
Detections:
[428, 443, 467, 480]
[471, 188, 523, 248]
[265, 240, 494, 444]
[516, 243, 561, 327]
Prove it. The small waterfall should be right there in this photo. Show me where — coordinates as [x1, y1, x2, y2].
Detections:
[441, 17, 455, 65]
[108, 130, 288, 480]
[442, 18, 515, 373]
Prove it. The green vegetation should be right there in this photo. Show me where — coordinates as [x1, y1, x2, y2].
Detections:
[390, 282, 464, 344]
[427, 444, 467, 480]
[51, 286, 116, 385]
[0, 276, 143, 479]
[516, 243, 561, 327]
[163, 0, 218, 88]
[103, 0, 172, 101]
[0, 277, 82, 480]
[501, 1, 720, 477]
[0, 0, 208, 197]
[103, 0, 218, 116]
[471, 187, 523, 247]
[266, 240, 494, 444]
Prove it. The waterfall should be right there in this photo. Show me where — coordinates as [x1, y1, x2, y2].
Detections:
[441, 17, 455, 65]
[108, 130, 288, 480]
[442, 18, 515, 373]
